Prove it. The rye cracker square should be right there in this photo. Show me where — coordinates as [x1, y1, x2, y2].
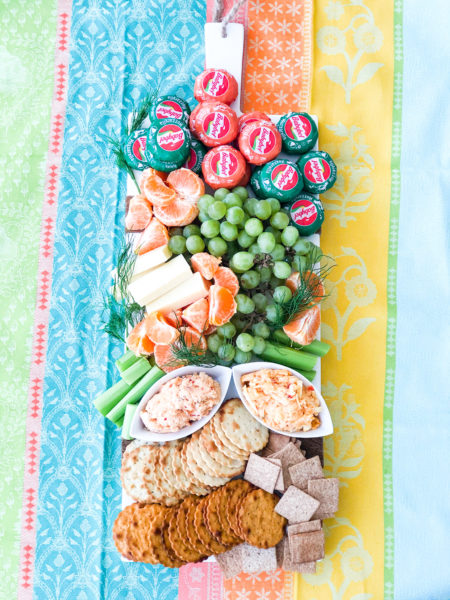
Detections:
[244, 453, 281, 494]
[287, 519, 321, 537]
[261, 432, 291, 456]
[290, 530, 325, 563]
[269, 442, 305, 489]
[289, 456, 323, 491]
[216, 545, 244, 579]
[274, 485, 319, 523]
[265, 457, 284, 491]
[276, 537, 317, 573]
[241, 543, 277, 574]
[308, 478, 339, 519]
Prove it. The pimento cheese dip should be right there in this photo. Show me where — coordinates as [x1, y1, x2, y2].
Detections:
[240, 369, 321, 433]
[141, 372, 221, 433]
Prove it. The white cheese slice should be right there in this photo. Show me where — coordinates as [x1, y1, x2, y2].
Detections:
[132, 244, 172, 278]
[145, 272, 209, 315]
[128, 254, 191, 307]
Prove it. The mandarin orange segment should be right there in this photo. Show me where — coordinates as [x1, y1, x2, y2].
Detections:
[152, 198, 199, 227]
[126, 319, 155, 356]
[141, 170, 176, 207]
[165, 309, 183, 328]
[125, 195, 153, 231]
[146, 311, 180, 345]
[283, 305, 320, 346]
[285, 270, 325, 299]
[136, 218, 170, 255]
[166, 168, 205, 204]
[153, 344, 178, 372]
[213, 266, 239, 296]
[208, 285, 237, 327]
[181, 298, 209, 332]
[190, 252, 222, 280]
[141, 167, 168, 182]
[181, 326, 207, 349]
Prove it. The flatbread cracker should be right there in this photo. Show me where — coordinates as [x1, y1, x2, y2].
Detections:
[308, 478, 339, 519]
[210, 418, 247, 459]
[266, 457, 284, 492]
[289, 456, 323, 491]
[277, 537, 317, 573]
[287, 520, 321, 536]
[215, 545, 244, 579]
[289, 530, 325, 563]
[241, 543, 277, 574]
[274, 486, 320, 523]
[198, 424, 246, 477]
[237, 489, 286, 549]
[186, 436, 230, 488]
[269, 442, 305, 490]
[215, 399, 269, 453]
[121, 444, 161, 503]
[244, 453, 281, 494]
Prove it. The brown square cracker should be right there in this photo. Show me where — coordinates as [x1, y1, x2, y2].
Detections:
[287, 520, 321, 537]
[261, 432, 292, 456]
[244, 453, 281, 494]
[289, 530, 325, 563]
[308, 478, 339, 519]
[289, 456, 323, 491]
[241, 543, 277, 574]
[215, 545, 244, 579]
[266, 458, 284, 492]
[277, 537, 317, 573]
[274, 486, 319, 523]
[269, 443, 305, 489]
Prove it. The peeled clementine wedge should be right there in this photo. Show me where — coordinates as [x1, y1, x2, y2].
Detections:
[167, 168, 205, 204]
[182, 298, 209, 332]
[152, 198, 199, 227]
[213, 266, 239, 296]
[208, 285, 237, 326]
[182, 326, 207, 349]
[125, 195, 153, 231]
[146, 311, 179, 345]
[153, 344, 178, 372]
[165, 309, 183, 328]
[285, 271, 325, 299]
[141, 169, 176, 206]
[191, 252, 221, 280]
[136, 218, 170, 255]
[126, 319, 155, 356]
[283, 305, 321, 346]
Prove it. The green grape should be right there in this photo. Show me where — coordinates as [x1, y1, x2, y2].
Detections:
[292, 254, 307, 272]
[270, 211, 290, 229]
[208, 200, 227, 220]
[267, 197, 281, 214]
[257, 231, 276, 253]
[200, 219, 220, 239]
[197, 194, 215, 213]
[273, 285, 293, 303]
[233, 251, 254, 271]
[236, 294, 255, 314]
[207, 333, 222, 353]
[234, 349, 252, 363]
[168, 235, 186, 254]
[252, 336, 266, 355]
[240, 269, 260, 289]
[223, 192, 243, 208]
[265, 303, 279, 323]
[243, 197, 258, 216]
[252, 292, 268, 312]
[232, 186, 249, 201]
[220, 221, 238, 241]
[198, 211, 210, 223]
[270, 275, 284, 288]
[272, 243, 286, 261]
[186, 235, 205, 253]
[208, 237, 228, 257]
[254, 200, 272, 220]
[252, 321, 271, 338]
[226, 206, 245, 225]
[231, 315, 247, 332]
[273, 261, 292, 279]
[170, 227, 183, 237]
[308, 244, 323, 263]
[236, 332, 255, 352]
[218, 343, 235, 362]
[256, 265, 272, 283]
[249, 243, 261, 256]
[238, 230, 255, 248]
[293, 238, 311, 255]
[281, 225, 299, 247]
[183, 224, 201, 237]
[214, 188, 229, 202]
[217, 322, 237, 339]
[244, 217, 264, 237]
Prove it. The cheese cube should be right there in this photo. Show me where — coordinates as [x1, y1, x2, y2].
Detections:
[128, 255, 191, 307]
[132, 244, 172, 278]
[145, 272, 209, 315]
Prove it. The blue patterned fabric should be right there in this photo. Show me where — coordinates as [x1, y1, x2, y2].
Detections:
[33, 2, 204, 598]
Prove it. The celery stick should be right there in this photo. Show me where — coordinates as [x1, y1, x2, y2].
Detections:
[122, 404, 138, 440]
[121, 357, 151, 386]
[115, 350, 139, 374]
[106, 365, 165, 424]
[94, 379, 133, 416]
[298, 370, 316, 382]
[260, 341, 317, 372]
[271, 330, 330, 357]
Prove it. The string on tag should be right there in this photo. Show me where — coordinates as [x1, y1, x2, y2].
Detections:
[212, 0, 247, 38]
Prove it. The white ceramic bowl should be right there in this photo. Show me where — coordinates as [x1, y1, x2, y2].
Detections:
[232, 361, 333, 438]
[130, 365, 232, 442]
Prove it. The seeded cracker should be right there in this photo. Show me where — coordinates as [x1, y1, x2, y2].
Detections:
[289, 455, 323, 491]
[244, 453, 281, 494]
[290, 530, 325, 563]
[275, 485, 320, 523]
[308, 478, 340, 519]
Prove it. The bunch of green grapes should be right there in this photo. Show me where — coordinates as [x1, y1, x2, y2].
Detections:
[168, 187, 322, 364]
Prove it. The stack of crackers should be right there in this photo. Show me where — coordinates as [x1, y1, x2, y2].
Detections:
[113, 481, 285, 566]
[121, 399, 268, 505]
[216, 432, 339, 577]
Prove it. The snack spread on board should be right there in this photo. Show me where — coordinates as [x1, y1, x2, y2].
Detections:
[96, 65, 340, 578]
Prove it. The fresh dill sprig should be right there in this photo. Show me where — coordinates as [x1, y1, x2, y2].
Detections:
[271, 255, 335, 329]
[166, 319, 221, 368]
[105, 134, 140, 193]
[129, 92, 157, 133]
